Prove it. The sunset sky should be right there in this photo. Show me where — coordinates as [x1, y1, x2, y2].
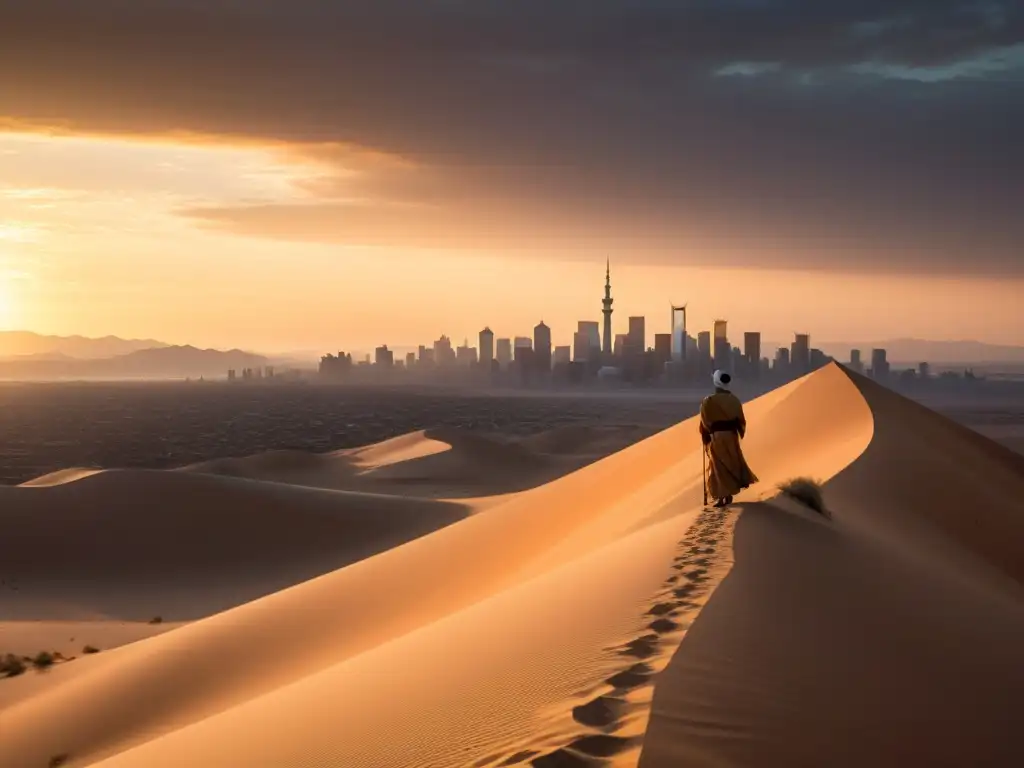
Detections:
[1, 1, 1022, 353]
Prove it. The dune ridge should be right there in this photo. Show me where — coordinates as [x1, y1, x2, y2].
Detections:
[2, 363, 1022, 767]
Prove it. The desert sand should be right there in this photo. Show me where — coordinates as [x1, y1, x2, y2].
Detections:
[2, 363, 1024, 767]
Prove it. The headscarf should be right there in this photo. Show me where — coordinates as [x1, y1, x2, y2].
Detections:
[713, 369, 732, 391]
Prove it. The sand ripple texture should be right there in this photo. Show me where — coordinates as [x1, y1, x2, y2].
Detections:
[3, 363, 1024, 768]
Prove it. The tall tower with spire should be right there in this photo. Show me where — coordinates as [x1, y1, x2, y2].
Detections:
[602, 259, 614, 357]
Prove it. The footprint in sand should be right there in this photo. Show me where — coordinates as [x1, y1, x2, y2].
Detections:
[618, 634, 659, 659]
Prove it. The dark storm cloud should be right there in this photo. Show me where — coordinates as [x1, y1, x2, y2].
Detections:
[2, 0, 1022, 275]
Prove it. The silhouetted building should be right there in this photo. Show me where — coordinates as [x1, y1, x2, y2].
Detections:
[791, 333, 811, 373]
[534, 321, 552, 372]
[671, 305, 687, 362]
[614, 333, 628, 358]
[919, 362, 931, 379]
[743, 332, 761, 378]
[810, 348, 827, 369]
[849, 349, 863, 374]
[434, 335, 455, 366]
[654, 333, 672, 364]
[227, 369, 236, 382]
[319, 352, 353, 378]
[479, 327, 494, 368]
[375, 345, 394, 367]
[731, 346, 744, 375]
[553, 346, 571, 366]
[456, 341, 477, 366]
[774, 347, 790, 372]
[406, 351, 416, 368]
[697, 331, 711, 363]
[871, 348, 890, 379]
[627, 316, 646, 356]
[496, 338, 512, 368]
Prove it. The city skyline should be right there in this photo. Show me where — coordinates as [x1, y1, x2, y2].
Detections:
[1, 2, 1022, 352]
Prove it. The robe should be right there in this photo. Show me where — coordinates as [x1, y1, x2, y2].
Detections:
[699, 390, 758, 499]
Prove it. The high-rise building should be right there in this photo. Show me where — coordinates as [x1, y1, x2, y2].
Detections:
[496, 338, 512, 368]
[553, 346, 571, 366]
[456, 341, 477, 366]
[791, 333, 811, 372]
[713, 319, 728, 341]
[375, 345, 394, 367]
[712, 321, 730, 372]
[576, 320, 601, 360]
[743, 332, 762, 378]
[613, 333, 627, 358]
[627, 316, 646, 356]
[774, 346, 790, 371]
[871, 348, 890, 379]
[514, 336, 532, 350]
[434, 335, 455, 366]
[573, 332, 588, 363]
[405, 351, 416, 368]
[697, 331, 711, 362]
[479, 327, 494, 368]
[671, 305, 687, 362]
[810, 348, 827, 369]
[654, 333, 672, 363]
[918, 362, 931, 379]
[602, 260, 614, 356]
[849, 349, 862, 373]
[534, 321, 552, 372]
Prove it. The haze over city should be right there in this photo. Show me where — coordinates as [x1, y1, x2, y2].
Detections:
[1, 1, 1022, 352]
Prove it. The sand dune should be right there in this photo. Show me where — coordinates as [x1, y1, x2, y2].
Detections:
[0, 469, 468, 621]
[3, 363, 1024, 767]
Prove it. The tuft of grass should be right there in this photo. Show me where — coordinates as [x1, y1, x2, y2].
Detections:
[1, 653, 26, 678]
[149, 616, 163, 625]
[778, 477, 830, 518]
[32, 651, 55, 670]
[83, 645, 101, 655]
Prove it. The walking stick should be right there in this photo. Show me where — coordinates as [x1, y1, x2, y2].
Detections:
[702, 442, 708, 507]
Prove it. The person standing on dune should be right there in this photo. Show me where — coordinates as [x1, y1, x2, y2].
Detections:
[700, 370, 759, 507]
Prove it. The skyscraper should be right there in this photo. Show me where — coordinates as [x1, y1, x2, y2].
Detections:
[496, 338, 512, 368]
[791, 333, 811, 372]
[743, 332, 762, 378]
[602, 260, 614, 357]
[850, 349, 862, 373]
[671, 305, 687, 362]
[434, 335, 455, 366]
[697, 331, 711, 362]
[627, 316, 646, 355]
[713, 320, 730, 371]
[871, 348, 889, 379]
[479, 327, 494, 368]
[534, 321, 552, 372]
[654, 333, 672, 363]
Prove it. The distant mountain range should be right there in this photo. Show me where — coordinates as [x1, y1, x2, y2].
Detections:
[0, 331, 169, 360]
[0, 344, 269, 381]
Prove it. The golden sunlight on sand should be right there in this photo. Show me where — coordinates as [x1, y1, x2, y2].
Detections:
[2, 364, 1024, 767]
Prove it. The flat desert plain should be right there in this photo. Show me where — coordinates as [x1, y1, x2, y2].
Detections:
[3, 365, 1024, 767]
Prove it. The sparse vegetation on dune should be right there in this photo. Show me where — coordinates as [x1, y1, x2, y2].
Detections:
[149, 616, 163, 624]
[1, 653, 26, 678]
[778, 477, 830, 518]
[32, 651, 55, 669]
[83, 645, 100, 655]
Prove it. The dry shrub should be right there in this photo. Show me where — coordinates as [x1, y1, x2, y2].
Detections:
[779, 477, 829, 518]
[1, 653, 26, 678]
